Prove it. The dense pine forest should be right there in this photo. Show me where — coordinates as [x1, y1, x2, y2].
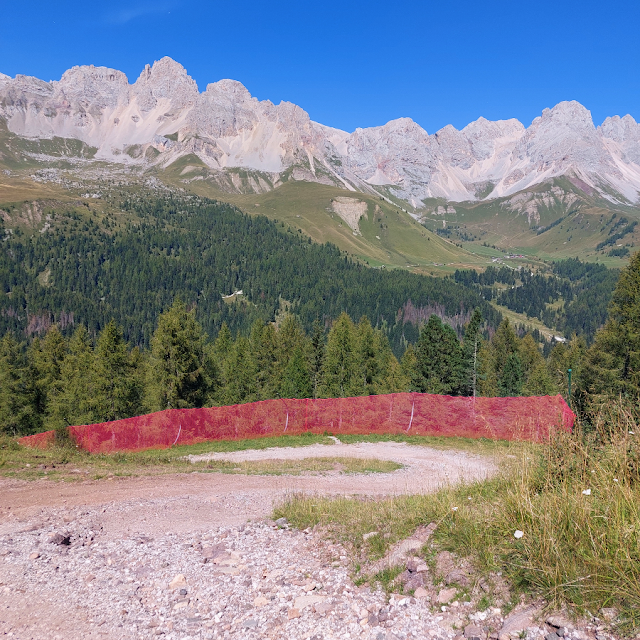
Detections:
[0, 302, 571, 435]
[0, 194, 499, 353]
[453, 259, 619, 342]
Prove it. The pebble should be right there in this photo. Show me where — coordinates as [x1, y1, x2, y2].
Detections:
[437, 587, 458, 604]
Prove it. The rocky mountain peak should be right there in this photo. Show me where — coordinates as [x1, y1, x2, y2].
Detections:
[515, 100, 601, 166]
[536, 100, 596, 132]
[133, 57, 198, 112]
[1, 59, 640, 205]
[204, 79, 253, 103]
[462, 116, 525, 139]
[599, 114, 640, 142]
[56, 65, 130, 108]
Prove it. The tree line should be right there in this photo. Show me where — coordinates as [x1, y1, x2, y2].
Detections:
[3, 239, 639, 436]
[0, 299, 578, 436]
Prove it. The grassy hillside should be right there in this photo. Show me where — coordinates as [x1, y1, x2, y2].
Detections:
[158, 162, 495, 275]
[419, 178, 640, 269]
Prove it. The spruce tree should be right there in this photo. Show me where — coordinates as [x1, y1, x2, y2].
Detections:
[277, 315, 308, 360]
[249, 320, 277, 400]
[400, 344, 421, 392]
[578, 250, 640, 402]
[498, 352, 524, 396]
[461, 308, 483, 396]
[0, 332, 40, 435]
[93, 320, 143, 422]
[415, 315, 465, 395]
[479, 318, 520, 396]
[222, 336, 258, 404]
[309, 319, 325, 399]
[354, 317, 378, 395]
[210, 322, 233, 402]
[522, 362, 557, 396]
[148, 299, 210, 410]
[213, 322, 233, 362]
[371, 328, 405, 394]
[29, 325, 67, 422]
[318, 313, 357, 398]
[280, 346, 312, 399]
[276, 315, 312, 398]
[518, 334, 557, 396]
[47, 325, 97, 429]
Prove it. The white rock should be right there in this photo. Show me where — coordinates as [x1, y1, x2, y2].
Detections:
[293, 595, 326, 610]
[168, 574, 187, 589]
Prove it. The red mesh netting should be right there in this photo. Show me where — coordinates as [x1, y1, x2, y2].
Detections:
[18, 430, 56, 449]
[18, 393, 574, 453]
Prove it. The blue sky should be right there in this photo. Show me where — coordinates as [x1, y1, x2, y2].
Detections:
[2, 0, 639, 133]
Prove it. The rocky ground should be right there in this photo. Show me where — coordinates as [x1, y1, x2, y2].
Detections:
[0, 444, 621, 639]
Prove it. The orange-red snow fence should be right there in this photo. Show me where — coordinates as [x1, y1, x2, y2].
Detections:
[18, 393, 574, 453]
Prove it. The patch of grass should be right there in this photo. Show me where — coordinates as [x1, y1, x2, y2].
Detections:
[156, 431, 333, 456]
[0, 432, 405, 480]
[274, 403, 640, 633]
[203, 457, 402, 476]
[370, 565, 405, 592]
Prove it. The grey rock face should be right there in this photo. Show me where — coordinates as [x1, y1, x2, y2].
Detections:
[2, 59, 640, 204]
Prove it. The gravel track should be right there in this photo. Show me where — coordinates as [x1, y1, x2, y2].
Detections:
[0, 442, 499, 639]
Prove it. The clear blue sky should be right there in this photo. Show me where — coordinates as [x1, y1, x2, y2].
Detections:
[2, 0, 639, 134]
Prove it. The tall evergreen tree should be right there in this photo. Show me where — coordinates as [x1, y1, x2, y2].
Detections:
[212, 322, 233, 362]
[353, 317, 378, 396]
[461, 308, 483, 396]
[277, 315, 308, 361]
[479, 318, 520, 396]
[415, 315, 465, 395]
[276, 315, 312, 398]
[309, 319, 325, 399]
[518, 334, 557, 396]
[0, 332, 40, 435]
[47, 325, 96, 428]
[576, 251, 640, 403]
[522, 361, 557, 396]
[29, 326, 67, 422]
[148, 299, 210, 410]
[280, 346, 312, 399]
[498, 352, 524, 396]
[210, 322, 233, 400]
[93, 320, 143, 422]
[222, 336, 258, 404]
[318, 313, 358, 398]
[370, 327, 406, 394]
[249, 320, 278, 400]
[400, 344, 421, 392]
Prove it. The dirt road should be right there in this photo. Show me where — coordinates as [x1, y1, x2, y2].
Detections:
[0, 442, 496, 538]
[0, 442, 498, 640]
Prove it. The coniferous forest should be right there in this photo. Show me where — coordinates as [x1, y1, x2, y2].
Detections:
[1, 192, 637, 436]
[0, 194, 499, 350]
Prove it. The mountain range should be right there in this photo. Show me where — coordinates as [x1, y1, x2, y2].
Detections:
[3, 56, 640, 209]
